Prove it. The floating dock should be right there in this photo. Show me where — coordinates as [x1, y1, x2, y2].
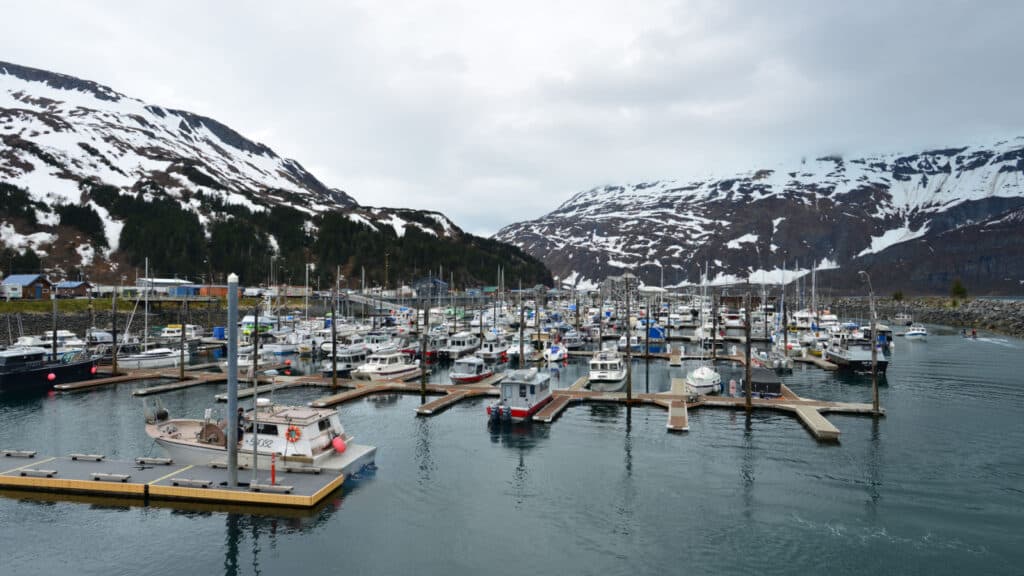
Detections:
[0, 453, 344, 508]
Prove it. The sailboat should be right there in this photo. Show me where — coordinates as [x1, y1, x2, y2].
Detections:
[118, 258, 190, 369]
[686, 263, 721, 395]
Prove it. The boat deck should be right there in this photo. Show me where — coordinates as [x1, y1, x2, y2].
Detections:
[0, 454, 344, 508]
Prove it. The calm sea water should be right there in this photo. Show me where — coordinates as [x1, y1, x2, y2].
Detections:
[1, 328, 1022, 575]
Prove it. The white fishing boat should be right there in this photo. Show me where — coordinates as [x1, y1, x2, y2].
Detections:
[474, 338, 507, 362]
[449, 356, 494, 384]
[438, 331, 479, 360]
[487, 367, 552, 423]
[145, 399, 376, 476]
[904, 325, 928, 340]
[685, 364, 721, 395]
[353, 351, 420, 381]
[118, 347, 190, 369]
[560, 330, 585, 350]
[588, 349, 627, 391]
[321, 345, 369, 378]
[543, 343, 568, 363]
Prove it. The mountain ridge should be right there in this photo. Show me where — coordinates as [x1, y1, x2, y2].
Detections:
[495, 138, 1024, 295]
[0, 60, 551, 286]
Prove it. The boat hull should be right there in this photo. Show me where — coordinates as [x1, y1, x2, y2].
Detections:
[0, 358, 96, 392]
[450, 372, 493, 384]
[826, 350, 889, 373]
[487, 393, 553, 423]
[153, 436, 376, 477]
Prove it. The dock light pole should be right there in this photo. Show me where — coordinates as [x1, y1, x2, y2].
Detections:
[226, 273, 240, 487]
[859, 271, 880, 415]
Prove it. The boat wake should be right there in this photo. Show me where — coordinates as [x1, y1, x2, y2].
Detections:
[789, 514, 991, 554]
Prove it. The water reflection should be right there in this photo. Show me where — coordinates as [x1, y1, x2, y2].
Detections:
[865, 417, 883, 512]
[415, 417, 435, 486]
[741, 412, 755, 519]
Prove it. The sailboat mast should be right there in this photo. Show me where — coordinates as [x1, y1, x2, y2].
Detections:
[144, 257, 149, 350]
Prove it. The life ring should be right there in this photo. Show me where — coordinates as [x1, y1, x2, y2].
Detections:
[286, 425, 302, 443]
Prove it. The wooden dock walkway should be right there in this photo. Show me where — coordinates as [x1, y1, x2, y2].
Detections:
[665, 401, 689, 432]
[568, 376, 589, 391]
[791, 406, 840, 441]
[793, 355, 838, 370]
[532, 395, 575, 423]
[310, 372, 504, 409]
[53, 371, 161, 392]
[0, 454, 344, 509]
[415, 387, 497, 415]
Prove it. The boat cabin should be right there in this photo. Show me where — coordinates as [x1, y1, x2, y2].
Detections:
[0, 347, 47, 371]
[488, 368, 552, 422]
[236, 402, 344, 459]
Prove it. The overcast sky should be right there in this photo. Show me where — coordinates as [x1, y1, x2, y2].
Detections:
[4, 1, 1024, 235]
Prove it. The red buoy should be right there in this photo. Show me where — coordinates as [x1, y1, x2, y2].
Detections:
[285, 359, 292, 366]
[47, 373, 56, 381]
[90, 366, 98, 375]
[332, 436, 347, 453]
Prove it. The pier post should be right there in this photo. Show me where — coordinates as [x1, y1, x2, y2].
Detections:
[179, 300, 185, 380]
[645, 299, 651, 394]
[226, 273, 239, 487]
[860, 271, 880, 415]
[421, 287, 429, 399]
[624, 273, 634, 403]
[745, 293, 752, 412]
[51, 293, 57, 361]
[111, 290, 118, 375]
[712, 293, 718, 361]
[331, 286, 338, 389]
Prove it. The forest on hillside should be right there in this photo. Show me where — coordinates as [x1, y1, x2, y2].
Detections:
[1, 180, 552, 288]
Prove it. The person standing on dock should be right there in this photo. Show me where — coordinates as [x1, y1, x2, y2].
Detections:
[237, 408, 245, 445]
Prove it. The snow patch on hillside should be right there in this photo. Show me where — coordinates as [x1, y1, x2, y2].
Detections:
[856, 224, 930, 257]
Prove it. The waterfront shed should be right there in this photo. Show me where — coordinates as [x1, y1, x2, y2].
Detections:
[55, 280, 92, 298]
[1, 274, 53, 300]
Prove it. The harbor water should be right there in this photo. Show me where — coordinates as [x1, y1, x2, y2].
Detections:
[1, 327, 1022, 575]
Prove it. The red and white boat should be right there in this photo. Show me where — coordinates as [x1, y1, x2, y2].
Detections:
[487, 368, 553, 423]
[449, 356, 494, 384]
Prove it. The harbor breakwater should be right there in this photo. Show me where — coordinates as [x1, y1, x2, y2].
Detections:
[831, 297, 1024, 338]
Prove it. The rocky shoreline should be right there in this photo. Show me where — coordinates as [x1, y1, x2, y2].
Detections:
[830, 297, 1024, 339]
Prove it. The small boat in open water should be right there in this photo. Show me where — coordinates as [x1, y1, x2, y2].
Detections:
[904, 325, 928, 340]
[145, 399, 376, 476]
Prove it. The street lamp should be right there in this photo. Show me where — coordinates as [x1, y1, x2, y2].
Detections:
[858, 270, 880, 415]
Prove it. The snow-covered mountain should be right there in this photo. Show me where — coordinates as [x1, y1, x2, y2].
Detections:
[495, 139, 1024, 294]
[0, 61, 471, 278]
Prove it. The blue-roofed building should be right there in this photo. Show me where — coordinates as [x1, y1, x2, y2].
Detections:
[55, 280, 93, 298]
[1, 274, 53, 300]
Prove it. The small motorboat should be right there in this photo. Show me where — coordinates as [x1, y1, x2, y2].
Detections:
[904, 325, 928, 340]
